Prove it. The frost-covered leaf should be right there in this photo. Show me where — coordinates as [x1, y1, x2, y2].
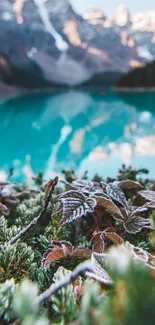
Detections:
[42, 247, 66, 269]
[123, 215, 152, 234]
[104, 232, 124, 246]
[53, 266, 72, 282]
[149, 183, 155, 191]
[100, 181, 107, 190]
[131, 202, 155, 216]
[94, 196, 124, 221]
[50, 240, 74, 254]
[59, 191, 97, 225]
[72, 248, 91, 259]
[91, 232, 105, 254]
[118, 179, 143, 190]
[0, 203, 9, 216]
[86, 252, 113, 285]
[132, 246, 149, 263]
[59, 190, 81, 199]
[148, 252, 155, 269]
[0, 181, 12, 187]
[70, 179, 104, 197]
[106, 181, 128, 208]
[53, 267, 83, 302]
[42, 241, 91, 270]
[125, 242, 149, 264]
[73, 276, 83, 301]
[72, 179, 94, 189]
[139, 190, 155, 203]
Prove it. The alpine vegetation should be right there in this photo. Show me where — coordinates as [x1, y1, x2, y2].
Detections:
[0, 166, 155, 325]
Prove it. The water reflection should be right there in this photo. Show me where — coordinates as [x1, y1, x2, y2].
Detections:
[0, 90, 155, 182]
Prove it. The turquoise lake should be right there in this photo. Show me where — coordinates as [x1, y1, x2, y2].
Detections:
[0, 90, 155, 183]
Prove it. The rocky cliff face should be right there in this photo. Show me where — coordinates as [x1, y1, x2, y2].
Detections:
[0, 0, 154, 90]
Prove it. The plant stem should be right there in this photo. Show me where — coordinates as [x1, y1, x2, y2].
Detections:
[36, 260, 92, 304]
[9, 177, 58, 245]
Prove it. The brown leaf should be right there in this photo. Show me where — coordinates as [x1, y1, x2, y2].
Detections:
[0, 181, 12, 187]
[72, 248, 91, 259]
[94, 196, 124, 221]
[139, 190, 155, 203]
[73, 276, 83, 301]
[133, 194, 146, 208]
[91, 232, 105, 253]
[0, 203, 9, 216]
[149, 183, 155, 191]
[86, 252, 113, 285]
[118, 180, 143, 190]
[124, 215, 152, 234]
[125, 242, 149, 263]
[104, 232, 124, 246]
[50, 241, 74, 255]
[42, 247, 65, 269]
[42, 242, 91, 270]
[4, 197, 20, 205]
[15, 191, 29, 198]
[131, 202, 155, 216]
[148, 252, 155, 269]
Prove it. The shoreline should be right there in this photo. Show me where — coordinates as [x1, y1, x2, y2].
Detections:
[1, 82, 155, 103]
[113, 87, 155, 92]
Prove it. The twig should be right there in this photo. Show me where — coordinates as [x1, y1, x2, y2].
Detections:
[9, 177, 58, 245]
[36, 260, 92, 304]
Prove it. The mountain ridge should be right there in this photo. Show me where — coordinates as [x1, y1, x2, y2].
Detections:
[0, 0, 155, 94]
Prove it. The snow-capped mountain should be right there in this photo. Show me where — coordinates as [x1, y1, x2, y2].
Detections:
[115, 3, 131, 27]
[83, 3, 155, 63]
[0, 0, 154, 92]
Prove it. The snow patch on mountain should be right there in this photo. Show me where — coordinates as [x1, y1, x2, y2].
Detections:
[33, 0, 68, 51]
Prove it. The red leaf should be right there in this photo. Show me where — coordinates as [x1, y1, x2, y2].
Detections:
[42, 247, 65, 269]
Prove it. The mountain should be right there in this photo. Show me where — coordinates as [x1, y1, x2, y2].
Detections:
[0, 0, 154, 93]
[84, 4, 155, 64]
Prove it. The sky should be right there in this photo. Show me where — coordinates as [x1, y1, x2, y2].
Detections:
[70, 0, 155, 15]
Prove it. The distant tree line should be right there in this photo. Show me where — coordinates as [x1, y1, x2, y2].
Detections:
[118, 61, 155, 88]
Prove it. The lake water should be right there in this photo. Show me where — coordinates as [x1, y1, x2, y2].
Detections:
[0, 90, 155, 183]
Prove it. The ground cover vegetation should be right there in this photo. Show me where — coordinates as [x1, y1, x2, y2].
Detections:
[0, 165, 155, 325]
